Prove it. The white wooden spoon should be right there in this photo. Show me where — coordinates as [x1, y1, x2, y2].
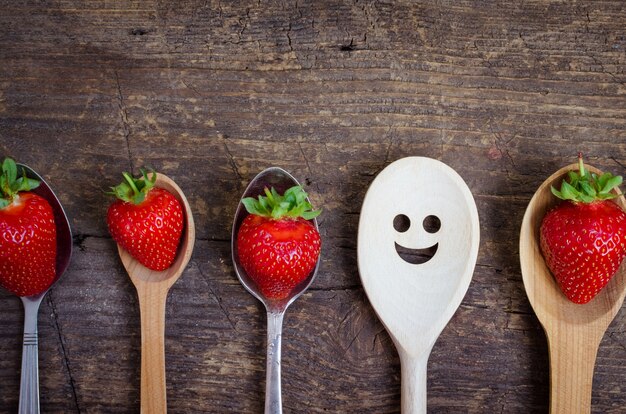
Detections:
[357, 156, 480, 413]
[520, 163, 626, 413]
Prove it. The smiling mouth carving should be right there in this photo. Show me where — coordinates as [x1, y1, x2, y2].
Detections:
[395, 242, 439, 265]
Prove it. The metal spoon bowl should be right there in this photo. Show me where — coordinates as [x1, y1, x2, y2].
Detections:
[231, 167, 321, 414]
[16, 164, 72, 414]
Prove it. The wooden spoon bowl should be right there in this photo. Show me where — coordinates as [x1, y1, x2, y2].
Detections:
[117, 173, 195, 414]
[119, 174, 195, 286]
[520, 163, 626, 413]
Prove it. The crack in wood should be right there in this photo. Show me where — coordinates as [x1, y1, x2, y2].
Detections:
[193, 260, 238, 331]
[286, 22, 293, 53]
[221, 137, 243, 181]
[47, 292, 81, 413]
[114, 70, 134, 173]
[298, 141, 312, 175]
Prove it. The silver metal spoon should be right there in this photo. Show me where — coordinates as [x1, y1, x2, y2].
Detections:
[16, 164, 72, 414]
[231, 167, 321, 414]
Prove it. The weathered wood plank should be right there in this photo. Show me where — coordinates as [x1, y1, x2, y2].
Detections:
[1, 0, 625, 412]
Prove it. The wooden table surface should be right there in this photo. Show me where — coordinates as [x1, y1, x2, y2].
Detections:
[1, 1, 625, 413]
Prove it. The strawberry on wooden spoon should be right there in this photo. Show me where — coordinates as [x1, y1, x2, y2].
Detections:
[0, 157, 57, 297]
[540, 154, 626, 304]
[237, 186, 321, 300]
[107, 170, 184, 271]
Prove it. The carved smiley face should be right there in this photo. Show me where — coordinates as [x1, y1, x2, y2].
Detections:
[393, 213, 441, 264]
[358, 157, 479, 282]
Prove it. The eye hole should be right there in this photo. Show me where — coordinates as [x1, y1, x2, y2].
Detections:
[423, 215, 441, 233]
[393, 214, 410, 233]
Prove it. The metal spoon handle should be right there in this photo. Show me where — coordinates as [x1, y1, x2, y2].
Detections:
[399, 350, 430, 414]
[19, 297, 44, 414]
[265, 310, 285, 414]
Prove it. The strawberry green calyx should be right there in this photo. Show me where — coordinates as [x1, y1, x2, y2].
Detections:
[109, 169, 156, 205]
[551, 153, 623, 203]
[0, 157, 40, 209]
[242, 185, 321, 220]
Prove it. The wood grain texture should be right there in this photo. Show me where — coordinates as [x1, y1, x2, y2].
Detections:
[0, 0, 625, 413]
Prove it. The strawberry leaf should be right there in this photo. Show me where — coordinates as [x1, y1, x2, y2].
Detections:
[595, 172, 610, 190]
[554, 181, 579, 201]
[15, 176, 40, 192]
[578, 193, 595, 203]
[567, 171, 579, 187]
[552, 154, 623, 204]
[600, 175, 622, 194]
[242, 185, 321, 220]
[302, 210, 321, 220]
[271, 187, 280, 200]
[271, 202, 290, 219]
[108, 168, 156, 205]
[2, 158, 17, 187]
[580, 180, 596, 197]
[258, 196, 271, 215]
[0, 157, 41, 208]
[597, 192, 619, 200]
[241, 197, 261, 215]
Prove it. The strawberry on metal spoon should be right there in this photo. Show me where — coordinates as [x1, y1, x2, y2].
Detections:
[0, 157, 57, 297]
[107, 169, 184, 271]
[237, 185, 321, 300]
[540, 154, 626, 304]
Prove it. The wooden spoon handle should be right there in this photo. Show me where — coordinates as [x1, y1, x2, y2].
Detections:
[399, 350, 430, 414]
[548, 332, 601, 414]
[137, 286, 169, 414]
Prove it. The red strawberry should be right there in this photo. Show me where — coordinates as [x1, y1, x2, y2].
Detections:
[107, 170, 183, 271]
[540, 155, 626, 304]
[0, 158, 57, 297]
[237, 186, 321, 300]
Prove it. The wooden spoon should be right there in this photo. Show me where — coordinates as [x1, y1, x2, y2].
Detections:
[357, 157, 480, 413]
[520, 163, 626, 413]
[117, 173, 195, 414]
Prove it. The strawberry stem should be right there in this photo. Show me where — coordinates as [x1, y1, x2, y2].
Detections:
[242, 185, 321, 220]
[0, 157, 40, 209]
[108, 168, 156, 205]
[551, 154, 623, 203]
[123, 172, 140, 195]
[578, 152, 586, 178]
